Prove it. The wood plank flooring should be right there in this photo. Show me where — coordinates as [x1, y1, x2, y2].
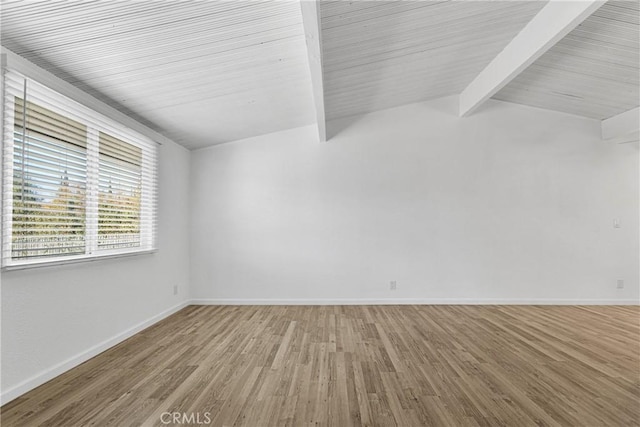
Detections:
[2, 305, 639, 426]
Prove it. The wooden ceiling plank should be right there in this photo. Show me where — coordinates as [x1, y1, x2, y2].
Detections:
[459, 0, 606, 117]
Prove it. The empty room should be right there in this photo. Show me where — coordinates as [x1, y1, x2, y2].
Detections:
[1, 0, 639, 426]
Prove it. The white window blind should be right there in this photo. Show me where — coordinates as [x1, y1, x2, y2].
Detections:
[2, 69, 158, 268]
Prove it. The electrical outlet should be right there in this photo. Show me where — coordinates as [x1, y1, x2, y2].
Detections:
[617, 279, 624, 289]
[390, 281, 397, 290]
[613, 218, 621, 229]
[173, 284, 178, 295]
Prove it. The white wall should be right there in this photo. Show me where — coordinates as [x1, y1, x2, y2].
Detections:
[0, 139, 191, 403]
[190, 97, 639, 304]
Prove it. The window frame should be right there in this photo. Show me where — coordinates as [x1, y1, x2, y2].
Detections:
[1, 65, 159, 271]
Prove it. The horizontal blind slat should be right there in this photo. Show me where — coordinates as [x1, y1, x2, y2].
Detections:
[3, 69, 158, 267]
[15, 97, 87, 148]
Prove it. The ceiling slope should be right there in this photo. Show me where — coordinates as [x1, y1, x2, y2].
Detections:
[2, 0, 638, 147]
[0, 0, 315, 149]
[494, 0, 640, 120]
[318, 0, 547, 121]
[459, 0, 606, 117]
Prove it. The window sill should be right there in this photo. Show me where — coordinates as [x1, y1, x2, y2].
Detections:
[1, 249, 157, 272]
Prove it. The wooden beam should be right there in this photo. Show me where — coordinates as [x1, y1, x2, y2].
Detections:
[459, 0, 605, 117]
[602, 107, 640, 144]
[300, 0, 327, 142]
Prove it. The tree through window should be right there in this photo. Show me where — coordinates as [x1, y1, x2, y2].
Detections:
[2, 70, 157, 268]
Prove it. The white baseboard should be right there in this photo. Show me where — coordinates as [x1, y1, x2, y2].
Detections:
[190, 298, 639, 306]
[0, 300, 189, 406]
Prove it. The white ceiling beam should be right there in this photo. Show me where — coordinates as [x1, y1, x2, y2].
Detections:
[602, 107, 640, 144]
[459, 0, 605, 117]
[300, 0, 327, 142]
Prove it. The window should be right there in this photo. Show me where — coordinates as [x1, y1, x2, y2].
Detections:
[2, 70, 158, 268]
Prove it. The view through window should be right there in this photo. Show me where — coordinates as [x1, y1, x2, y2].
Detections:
[2, 70, 157, 268]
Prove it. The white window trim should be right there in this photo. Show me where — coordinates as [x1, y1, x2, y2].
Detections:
[1, 48, 163, 270]
[2, 249, 158, 272]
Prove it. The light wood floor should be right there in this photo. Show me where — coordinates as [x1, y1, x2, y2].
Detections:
[2, 305, 639, 426]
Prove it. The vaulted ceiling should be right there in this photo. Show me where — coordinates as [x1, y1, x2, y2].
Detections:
[1, 0, 315, 148]
[319, 1, 547, 121]
[495, 1, 639, 119]
[1, 0, 638, 149]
